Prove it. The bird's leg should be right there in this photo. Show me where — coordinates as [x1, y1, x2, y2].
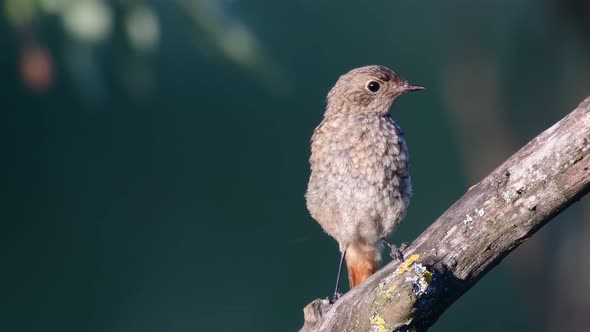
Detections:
[330, 250, 346, 304]
[381, 238, 406, 262]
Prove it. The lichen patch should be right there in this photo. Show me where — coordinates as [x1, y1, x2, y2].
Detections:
[463, 214, 474, 230]
[475, 208, 485, 216]
[406, 263, 432, 296]
[395, 254, 420, 275]
[370, 314, 388, 332]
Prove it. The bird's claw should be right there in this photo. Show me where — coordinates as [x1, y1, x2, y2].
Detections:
[382, 238, 407, 262]
[330, 292, 343, 304]
[390, 245, 404, 261]
[398, 242, 408, 252]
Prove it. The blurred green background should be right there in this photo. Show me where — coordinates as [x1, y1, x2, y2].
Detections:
[2, 0, 590, 331]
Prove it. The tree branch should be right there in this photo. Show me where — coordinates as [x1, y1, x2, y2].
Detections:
[300, 96, 590, 332]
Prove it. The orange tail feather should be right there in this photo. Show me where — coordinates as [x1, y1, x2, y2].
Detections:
[345, 243, 380, 288]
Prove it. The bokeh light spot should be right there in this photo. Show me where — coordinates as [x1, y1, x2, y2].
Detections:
[62, 0, 112, 43]
[125, 5, 160, 52]
[20, 44, 54, 93]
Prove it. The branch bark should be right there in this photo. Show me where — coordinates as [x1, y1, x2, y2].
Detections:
[300, 96, 590, 332]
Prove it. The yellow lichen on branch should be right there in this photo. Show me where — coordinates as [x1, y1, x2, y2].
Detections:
[395, 254, 420, 274]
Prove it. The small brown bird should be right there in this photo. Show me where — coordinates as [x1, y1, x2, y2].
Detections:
[305, 65, 423, 300]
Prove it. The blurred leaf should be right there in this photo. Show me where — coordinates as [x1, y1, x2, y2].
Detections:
[38, 0, 69, 14]
[4, 0, 37, 27]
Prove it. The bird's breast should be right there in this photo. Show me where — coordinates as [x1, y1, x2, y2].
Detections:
[310, 115, 408, 184]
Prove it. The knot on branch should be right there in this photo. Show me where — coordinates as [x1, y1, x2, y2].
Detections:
[301, 299, 331, 332]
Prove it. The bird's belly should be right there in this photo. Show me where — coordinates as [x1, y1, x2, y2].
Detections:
[307, 173, 409, 246]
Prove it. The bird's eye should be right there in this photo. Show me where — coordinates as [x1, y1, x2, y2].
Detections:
[367, 81, 381, 93]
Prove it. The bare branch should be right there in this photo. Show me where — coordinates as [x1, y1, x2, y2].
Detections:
[301, 96, 590, 332]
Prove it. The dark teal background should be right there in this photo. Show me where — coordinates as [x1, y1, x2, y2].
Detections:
[2, 0, 590, 331]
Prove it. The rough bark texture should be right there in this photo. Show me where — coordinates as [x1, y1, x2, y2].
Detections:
[301, 96, 590, 332]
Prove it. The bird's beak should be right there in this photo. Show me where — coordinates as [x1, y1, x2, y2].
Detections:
[401, 82, 425, 92]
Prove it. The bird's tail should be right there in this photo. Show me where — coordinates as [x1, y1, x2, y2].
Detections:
[345, 242, 380, 288]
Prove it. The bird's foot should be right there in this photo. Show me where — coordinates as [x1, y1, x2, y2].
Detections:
[382, 238, 407, 262]
[389, 245, 404, 261]
[398, 242, 408, 252]
[330, 292, 343, 304]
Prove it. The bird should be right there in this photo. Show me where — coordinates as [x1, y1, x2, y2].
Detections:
[305, 65, 423, 301]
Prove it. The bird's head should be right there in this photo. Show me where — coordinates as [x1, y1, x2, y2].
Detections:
[326, 65, 423, 116]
